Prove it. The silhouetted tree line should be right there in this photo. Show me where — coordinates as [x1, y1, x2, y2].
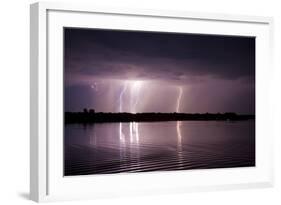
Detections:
[65, 109, 255, 124]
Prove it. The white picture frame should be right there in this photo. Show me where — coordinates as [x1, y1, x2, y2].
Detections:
[30, 1, 274, 202]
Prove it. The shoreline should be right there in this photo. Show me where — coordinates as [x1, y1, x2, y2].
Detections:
[65, 112, 255, 124]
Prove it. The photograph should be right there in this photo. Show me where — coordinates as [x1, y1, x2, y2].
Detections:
[63, 28, 255, 176]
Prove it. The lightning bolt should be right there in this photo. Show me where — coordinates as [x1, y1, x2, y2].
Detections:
[176, 87, 183, 113]
[119, 82, 128, 112]
[130, 81, 142, 113]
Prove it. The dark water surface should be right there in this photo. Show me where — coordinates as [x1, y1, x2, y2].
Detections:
[64, 121, 255, 176]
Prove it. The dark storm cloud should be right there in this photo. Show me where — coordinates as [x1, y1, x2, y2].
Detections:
[64, 28, 255, 84]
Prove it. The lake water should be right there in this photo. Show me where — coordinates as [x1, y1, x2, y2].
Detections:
[64, 120, 255, 176]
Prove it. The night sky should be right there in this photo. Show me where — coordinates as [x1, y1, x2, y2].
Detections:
[64, 28, 255, 114]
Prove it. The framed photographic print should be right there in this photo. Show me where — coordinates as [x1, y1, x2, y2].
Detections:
[30, 2, 274, 202]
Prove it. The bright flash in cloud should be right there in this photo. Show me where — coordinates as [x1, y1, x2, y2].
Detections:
[90, 82, 98, 91]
